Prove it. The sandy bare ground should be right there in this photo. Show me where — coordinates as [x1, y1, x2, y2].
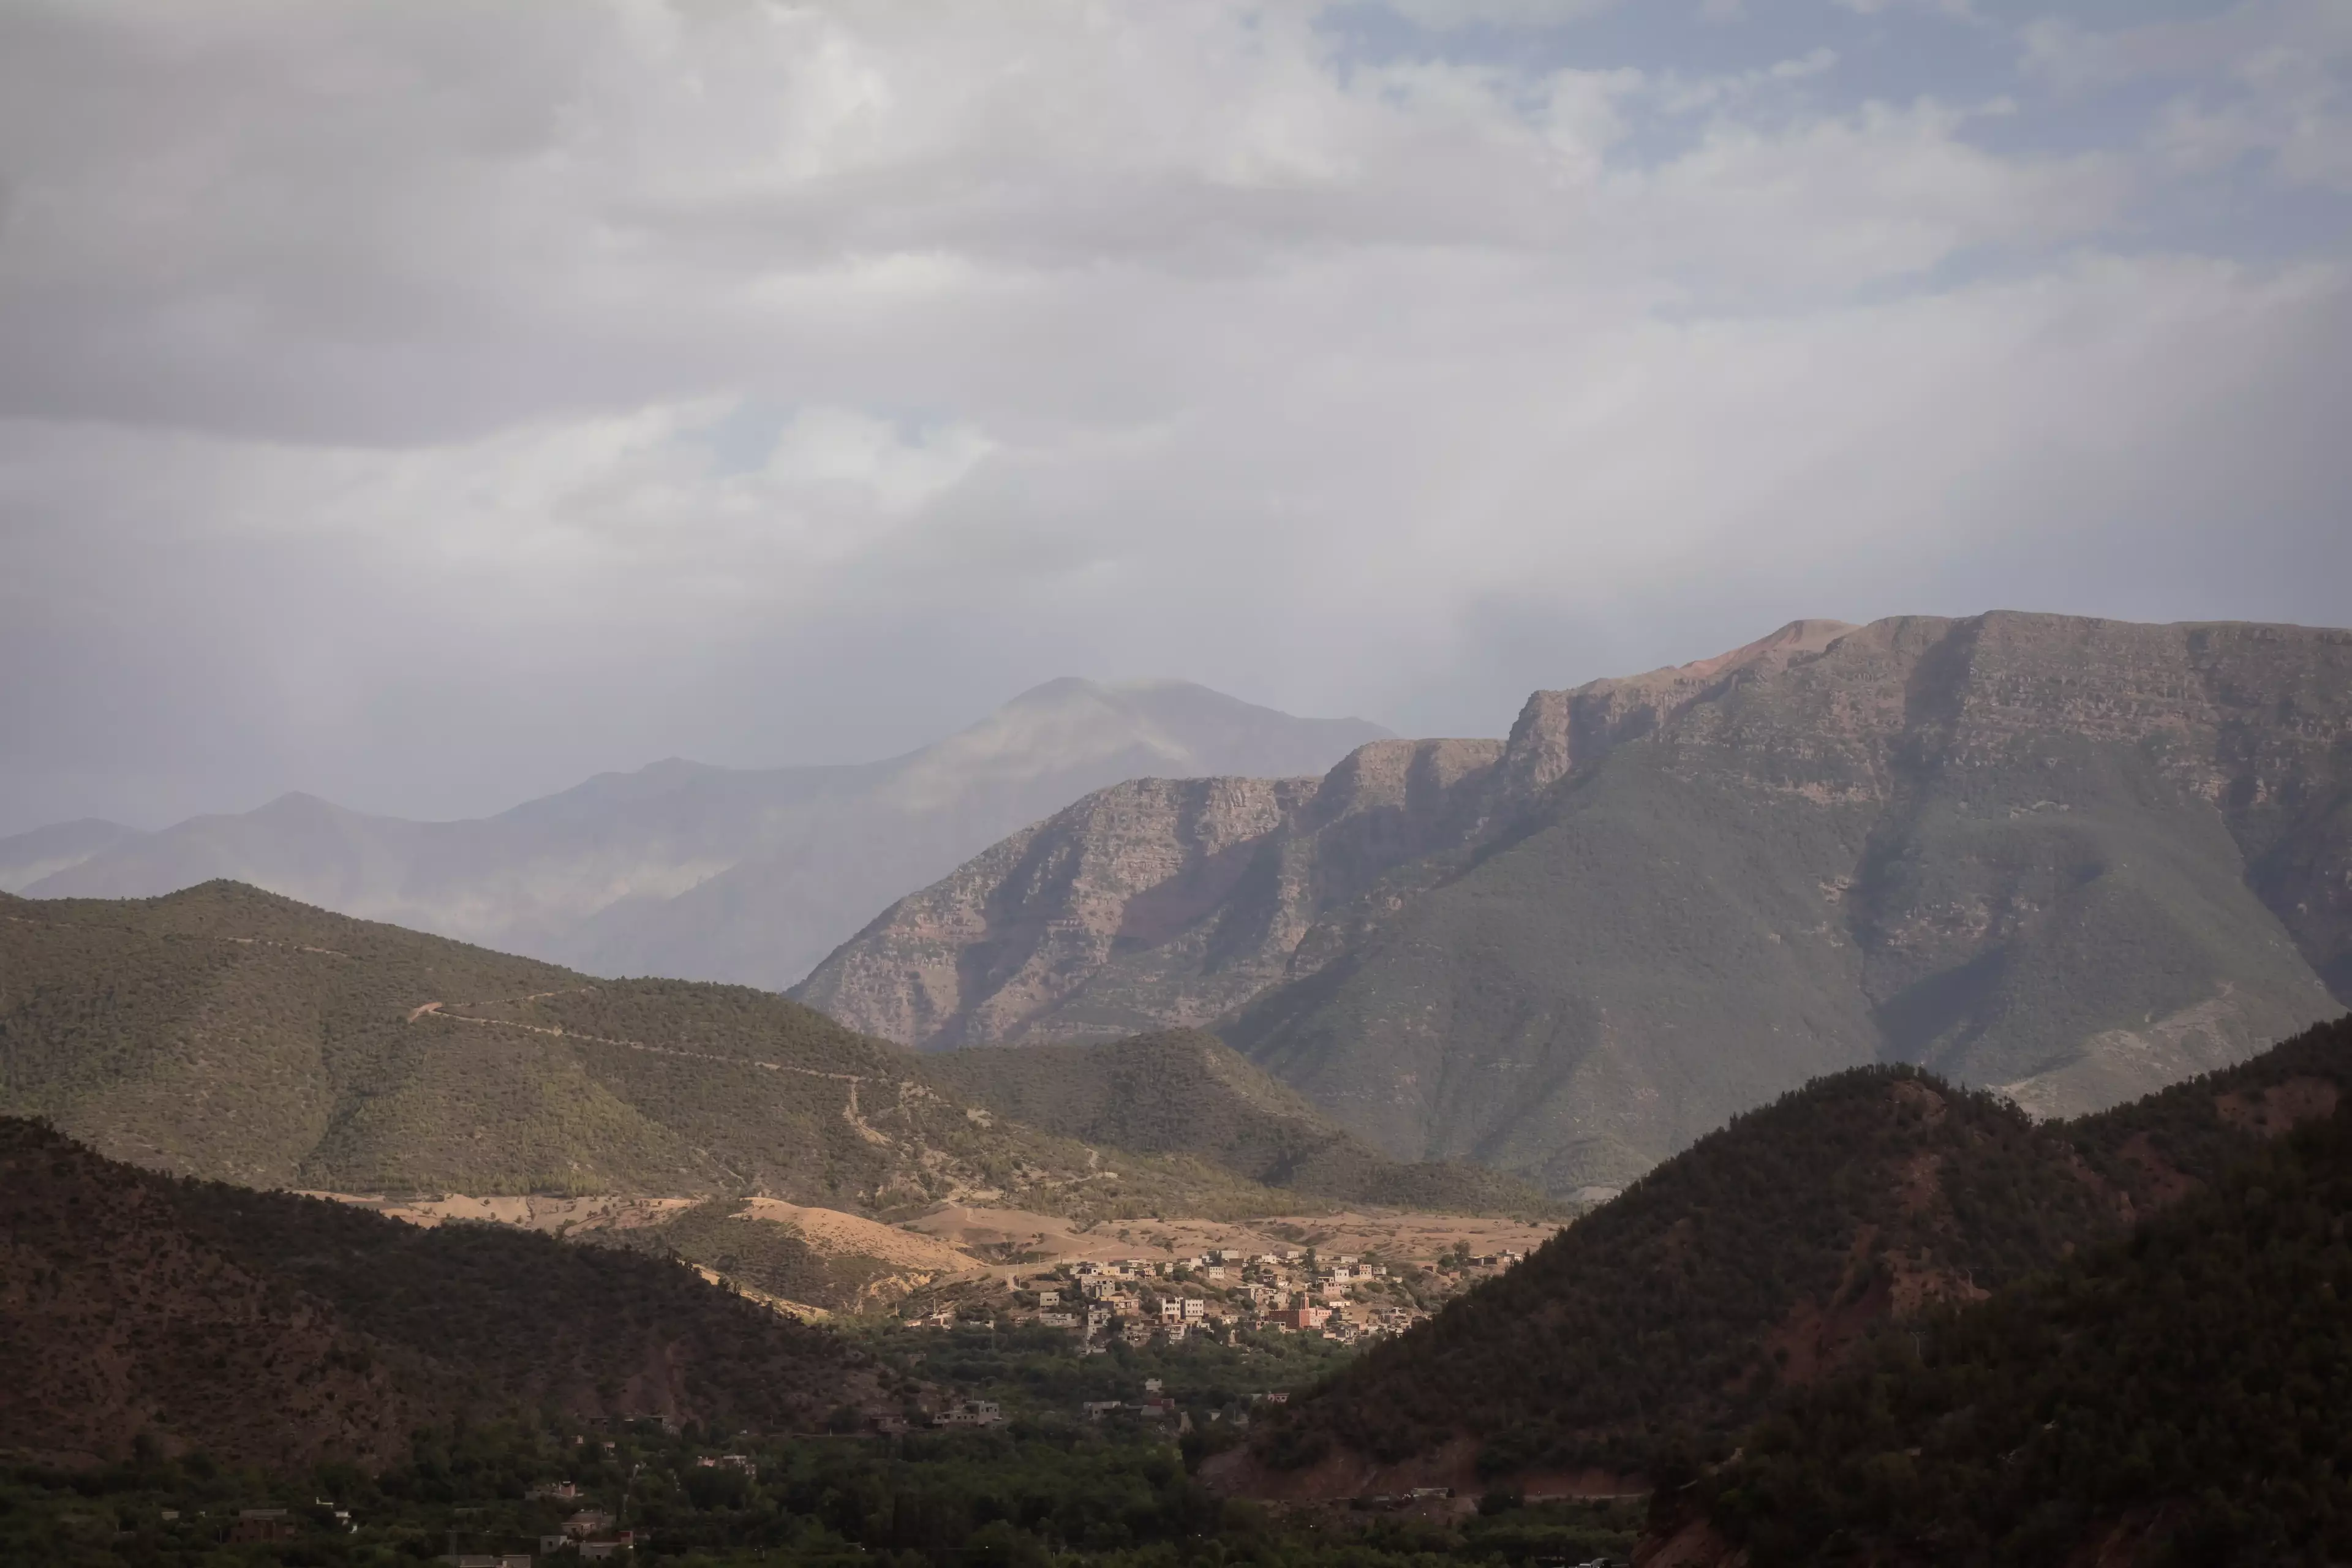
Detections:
[737, 1197, 979, 1273]
[303, 1192, 1564, 1289]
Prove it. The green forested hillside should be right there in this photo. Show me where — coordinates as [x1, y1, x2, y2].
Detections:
[0, 884, 1294, 1219]
[0, 1118, 884, 1469]
[1694, 1098, 2352, 1565]
[921, 1030, 1558, 1216]
[1242, 1014, 2352, 1489]
[2067, 1016, 2349, 1208]
[1247, 1068, 2113, 1482]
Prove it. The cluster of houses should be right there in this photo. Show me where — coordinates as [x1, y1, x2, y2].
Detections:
[516, 1500, 633, 1558]
[933, 1398, 1006, 1428]
[216, 1504, 354, 1546]
[1037, 1246, 1521, 1346]
[901, 1240, 1531, 1349]
[1080, 1377, 1182, 1424]
[548, 1513, 633, 1557]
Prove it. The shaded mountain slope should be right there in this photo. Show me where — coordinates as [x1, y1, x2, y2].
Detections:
[807, 613, 2352, 1192]
[1684, 1091, 2352, 1566]
[28, 679, 1387, 990]
[1222, 1014, 2351, 1498]
[0, 1118, 882, 1470]
[920, 1030, 1557, 1215]
[0, 883, 1301, 1221]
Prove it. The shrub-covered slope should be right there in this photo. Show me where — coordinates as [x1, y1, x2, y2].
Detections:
[1689, 1095, 2352, 1566]
[1243, 1069, 2110, 1485]
[0, 1118, 883, 1469]
[0, 883, 1293, 1219]
[921, 1030, 1558, 1216]
[1237, 1015, 2351, 1492]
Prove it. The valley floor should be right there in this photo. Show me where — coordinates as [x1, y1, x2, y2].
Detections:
[303, 1188, 1564, 1305]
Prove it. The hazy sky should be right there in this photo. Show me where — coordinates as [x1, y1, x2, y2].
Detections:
[3, 0, 2348, 833]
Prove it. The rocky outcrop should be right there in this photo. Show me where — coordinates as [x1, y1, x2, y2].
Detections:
[1493, 617, 1859, 799]
[796, 739, 1504, 1049]
[801, 613, 2352, 1193]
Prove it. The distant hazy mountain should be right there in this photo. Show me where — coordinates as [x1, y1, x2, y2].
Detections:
[0, 817, 141, 892]
[802, 613, 2352, 1192]
[22, 678, 1388, 988]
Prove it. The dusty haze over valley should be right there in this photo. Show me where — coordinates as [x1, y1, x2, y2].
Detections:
[5, 678, 1386, 989]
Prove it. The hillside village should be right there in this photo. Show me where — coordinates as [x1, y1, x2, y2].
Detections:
[903, 1243, 1526, 1352]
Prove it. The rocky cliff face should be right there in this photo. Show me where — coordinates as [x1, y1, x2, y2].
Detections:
[800, 613, 2352, 1193]
[1491, 617, 1861, 799]
[795, 737, 1502, 1049]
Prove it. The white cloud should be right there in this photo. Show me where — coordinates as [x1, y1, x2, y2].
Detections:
[2158, 44, 2352, 191]
[1382, 0, 1623, 28]
[1832, 0, 1977, 17]
[0, 0, 2345, 829]
[2021, 2, 2352, 190]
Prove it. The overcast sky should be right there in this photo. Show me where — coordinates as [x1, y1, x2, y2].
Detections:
[2, 0, 2348, 832]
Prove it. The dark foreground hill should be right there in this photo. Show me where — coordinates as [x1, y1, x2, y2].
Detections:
[0, 1118, 885, 1470]
[807, 613, 2352, 1193]
[1676, 1095, 2352, 1566]
[920, 1030, 1558, 1216]
[1217, 1014, 2351, 1500]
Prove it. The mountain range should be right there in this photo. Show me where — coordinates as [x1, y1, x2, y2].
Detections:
[801, 612, 2352, 1193]
[4, 679, 1387, 991]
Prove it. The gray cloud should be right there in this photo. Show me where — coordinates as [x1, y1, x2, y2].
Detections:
[1, 0, 2346, 832]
